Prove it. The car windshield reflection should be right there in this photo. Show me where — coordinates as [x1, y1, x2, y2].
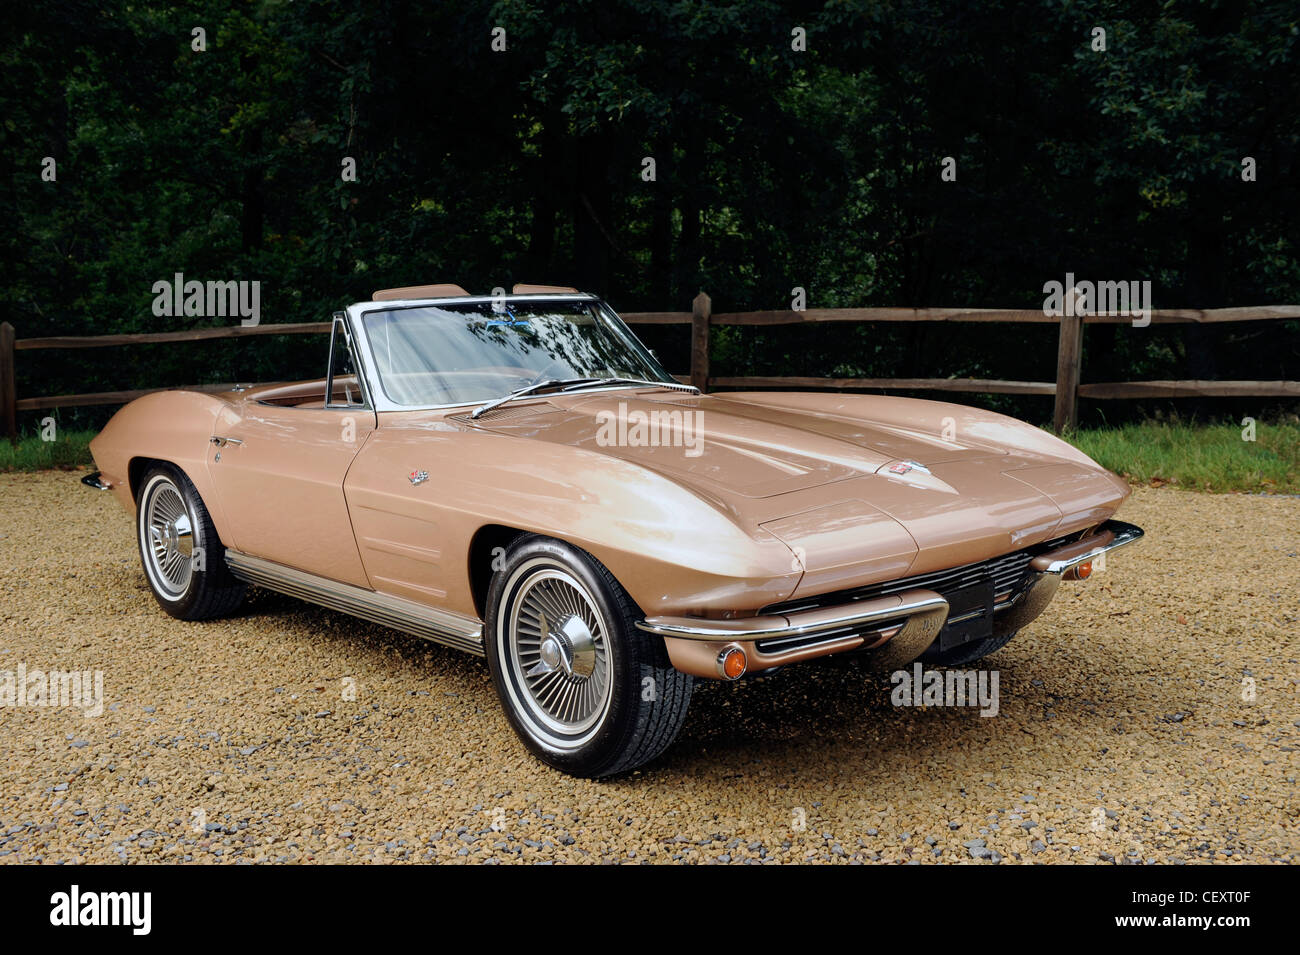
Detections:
[359, 300, 676, 407]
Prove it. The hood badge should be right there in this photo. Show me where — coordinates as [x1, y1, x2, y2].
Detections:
[888, 460, 930, 476]
[408, 469, 429, 486]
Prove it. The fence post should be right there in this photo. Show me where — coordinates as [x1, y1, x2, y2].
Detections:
[691, 291, 711, 392]
[1053, 313, 1082, 432]
[0, 322, 16, 443]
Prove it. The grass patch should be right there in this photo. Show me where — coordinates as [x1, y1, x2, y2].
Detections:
[0, 429, 97, 472]
[1067, 420, 1300, 494]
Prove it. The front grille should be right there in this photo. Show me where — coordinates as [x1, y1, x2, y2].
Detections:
[764, 531, 1085, 618]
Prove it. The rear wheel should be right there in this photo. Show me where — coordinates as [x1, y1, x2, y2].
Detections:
[136, 464, 245, 620]
[485, 536, 692, 778]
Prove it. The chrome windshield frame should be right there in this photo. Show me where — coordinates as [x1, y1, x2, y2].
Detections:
[324, 310, 374, 412]
[343, 294, 682, 414]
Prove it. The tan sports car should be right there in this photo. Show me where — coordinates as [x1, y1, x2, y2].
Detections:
[84, 284, 1143, 777]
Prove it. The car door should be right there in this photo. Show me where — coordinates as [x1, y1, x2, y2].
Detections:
[207, 314, 377, 587]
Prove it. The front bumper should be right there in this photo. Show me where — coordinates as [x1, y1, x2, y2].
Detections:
[992, 519, 1143, 636]
[80, 471, 113, 491]
[638, 519, 1144, 678]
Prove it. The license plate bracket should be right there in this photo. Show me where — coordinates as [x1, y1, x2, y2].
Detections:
[936, 579, 995, 651]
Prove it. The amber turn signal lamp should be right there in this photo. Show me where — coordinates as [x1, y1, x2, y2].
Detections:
[717, 646, 748, 681]
[1069, 561, 1093, 581]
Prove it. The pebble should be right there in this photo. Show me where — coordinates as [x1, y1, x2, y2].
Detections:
[0, 477, 1293, 865]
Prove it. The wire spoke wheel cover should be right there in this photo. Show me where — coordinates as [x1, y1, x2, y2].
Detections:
[498, 558, 614, 749]
[138, 474, 197, 600]
[486, 536, 694, 777]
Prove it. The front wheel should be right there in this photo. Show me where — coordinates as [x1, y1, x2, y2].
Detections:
[484, 536, 693, 778]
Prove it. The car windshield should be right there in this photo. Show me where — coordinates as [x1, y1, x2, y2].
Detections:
[359, 299, 676, 407]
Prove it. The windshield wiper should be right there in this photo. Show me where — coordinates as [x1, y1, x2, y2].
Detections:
[468, 377, 599, 419]
[558, 377, 700, 395]
[469, 376, 698, 420]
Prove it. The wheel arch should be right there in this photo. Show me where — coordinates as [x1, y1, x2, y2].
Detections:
[466, 523, 532, 621]
[87, 390, 234, 537]
[127, 454, 164, 501]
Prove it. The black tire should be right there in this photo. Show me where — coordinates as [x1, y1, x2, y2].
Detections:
[921, 629, 1019, 667]
[484, 535, 693, 778]
[136, 463, 245, 620]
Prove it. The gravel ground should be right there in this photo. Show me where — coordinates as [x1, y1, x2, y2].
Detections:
[1, 471, 1296, 864]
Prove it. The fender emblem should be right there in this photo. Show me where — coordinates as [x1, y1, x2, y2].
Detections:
[888, 460, 930, 476]
[408, 469, 429, 486]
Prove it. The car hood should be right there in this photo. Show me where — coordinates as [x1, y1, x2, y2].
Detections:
[463, 390, 1012, 498]
[458, 389, 1126, 588]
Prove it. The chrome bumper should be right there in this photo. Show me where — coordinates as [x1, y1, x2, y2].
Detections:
[80, 471, 112, 491]
[994, 519, 1144, 635]
[640, 519, 1144, 679]
[639, 589, 951, 676]
[1032, 519, 1144, 575]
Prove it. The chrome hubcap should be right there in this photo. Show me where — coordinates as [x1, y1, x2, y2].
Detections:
[143, 480, 195, 597]
[502, 563, 612, 742]
[531, 613, 598, 679]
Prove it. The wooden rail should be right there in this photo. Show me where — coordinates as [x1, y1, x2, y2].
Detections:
[14, 322, 331, 350]
[2, 302, 1297, 442]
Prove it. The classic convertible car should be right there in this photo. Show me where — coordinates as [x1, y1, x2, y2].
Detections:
[84, 283, 1143, 777]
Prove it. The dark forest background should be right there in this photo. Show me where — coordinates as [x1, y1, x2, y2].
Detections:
[4, 0, 1298, 431]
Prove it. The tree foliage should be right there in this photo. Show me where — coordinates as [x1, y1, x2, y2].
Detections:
[4, 0, 1297, 428]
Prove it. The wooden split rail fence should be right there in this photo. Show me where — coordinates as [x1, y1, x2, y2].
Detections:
[2, 297, 1297, 442]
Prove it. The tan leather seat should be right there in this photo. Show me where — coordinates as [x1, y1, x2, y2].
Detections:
[372, 284, 470, 301]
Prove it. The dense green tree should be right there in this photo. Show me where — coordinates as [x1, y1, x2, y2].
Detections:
[3, 0, 1296, 431]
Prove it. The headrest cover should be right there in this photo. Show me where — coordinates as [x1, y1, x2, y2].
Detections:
[373, 284, 470, 301]
[512, 284, 580, 294]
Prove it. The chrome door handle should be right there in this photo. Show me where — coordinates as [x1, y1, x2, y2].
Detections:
[211, 436, 244, 447]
